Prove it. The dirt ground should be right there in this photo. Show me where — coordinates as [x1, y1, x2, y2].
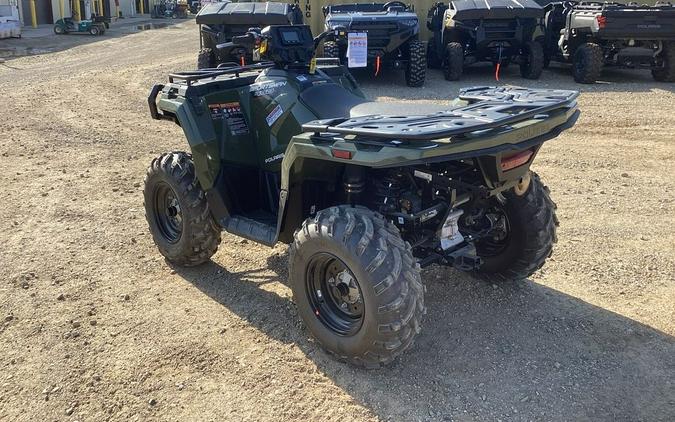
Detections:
[1, 21, 674, 422]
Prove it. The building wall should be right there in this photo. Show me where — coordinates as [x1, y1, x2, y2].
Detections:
[50, 0, 71, 21]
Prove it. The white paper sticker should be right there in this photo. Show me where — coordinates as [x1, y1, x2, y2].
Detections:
[347, 32, 368, 68]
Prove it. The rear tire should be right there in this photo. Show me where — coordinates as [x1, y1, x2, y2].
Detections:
[54, 25, 65, 35]
[405, 40, 426, 87]
[652, 42, 675, 82]
[474, 172, 558, 282]
[88, 26, 100, 36]
[572, 42, 603, 84]
[323, 41, 340, 59]
[444, 42, 464, 81]
[520, 40, 544, 79]
[290, 206, 425, 368]
[197, 48, 215, 69]
[144, 152, 221, 267]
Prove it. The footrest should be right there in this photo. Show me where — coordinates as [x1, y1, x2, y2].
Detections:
[223, 215, 277, 247]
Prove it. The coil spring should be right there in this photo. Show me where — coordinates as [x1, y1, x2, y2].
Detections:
[371, 175, 403, 213]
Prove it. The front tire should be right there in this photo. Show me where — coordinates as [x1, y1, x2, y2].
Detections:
[144, 152, 221, 266]
[323, 41, 340, 59]
[520, 40, 544, 79]
[88, 26, 100, 36]
[405, 40, 426, 87]
[290, 206, 425, 368]
[572, 42, 603, 84]
[197, 48, 215, 69]
[474, 172, 558, 282]
[652, 42, 675, 82]
[444, 42, 464, 81]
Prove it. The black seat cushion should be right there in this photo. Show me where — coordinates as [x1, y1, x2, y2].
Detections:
[300, 82, 454, 120]
[298, 83, 368, 119]
[348, 101, 453, 118]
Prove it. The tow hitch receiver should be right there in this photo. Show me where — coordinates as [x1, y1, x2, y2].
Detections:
[445, 244, 482, 272]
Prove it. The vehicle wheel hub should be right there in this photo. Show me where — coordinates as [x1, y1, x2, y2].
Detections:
[306, 254, 364, 336]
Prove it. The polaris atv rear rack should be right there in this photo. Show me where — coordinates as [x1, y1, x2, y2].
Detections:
[303, 87, 579, 141]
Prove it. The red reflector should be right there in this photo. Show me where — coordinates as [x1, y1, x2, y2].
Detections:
[332, 149, 352, 159]
[596, 16, 607, 29]
[501, 150, 534, 171]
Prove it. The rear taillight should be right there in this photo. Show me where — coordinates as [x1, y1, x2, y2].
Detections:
[596, 16, 607, 29]
[501, 149, 534, 171]
[331, 149, 353, 159]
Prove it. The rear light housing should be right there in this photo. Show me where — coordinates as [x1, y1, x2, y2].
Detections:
[596, 16, 607, 29]
[331, 149, 353, 159]
[500, 149, 534, 171]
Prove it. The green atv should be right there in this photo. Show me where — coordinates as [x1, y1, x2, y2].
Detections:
[144, 24, 579, 367]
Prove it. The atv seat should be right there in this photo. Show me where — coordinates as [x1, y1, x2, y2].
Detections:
[348, 101, 453, 117]
[299, 82, 452, 120]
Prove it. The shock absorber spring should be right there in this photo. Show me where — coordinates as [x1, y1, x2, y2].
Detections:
[371, 173, 403, 214]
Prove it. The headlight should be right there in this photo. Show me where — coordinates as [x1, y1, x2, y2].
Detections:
[326, 18, 348, 29]
[399, 19, 418, 27]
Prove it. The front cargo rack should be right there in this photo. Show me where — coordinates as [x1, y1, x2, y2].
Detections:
[303, 86, 579, 141]
[167, 62, 275, 85]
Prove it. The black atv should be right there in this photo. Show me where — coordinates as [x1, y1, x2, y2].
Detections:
[427, 0, 545, 81]
[196, 1, 303, 68]
[145, 24, 579, 367]
[540, 1, 675, 83]
[321, 2, 426, 87]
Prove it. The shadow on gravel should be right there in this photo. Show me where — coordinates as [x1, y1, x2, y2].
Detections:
[173, 253, 675, 422]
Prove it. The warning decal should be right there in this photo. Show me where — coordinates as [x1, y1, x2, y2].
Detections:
[209, 102, 249, 136]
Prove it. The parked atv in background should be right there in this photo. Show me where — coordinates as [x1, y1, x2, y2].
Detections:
[540, 1, 675, 83]
[196, 1, 303, 68]
[427, 0, 545, 81]
[53, 16, 107, 35]
[321, 2, 426, 87]
[188, 0, 201, 15]
[145, 24, 579, 367]
[166, 0, 189, 19]
[150, 0, 188, 19]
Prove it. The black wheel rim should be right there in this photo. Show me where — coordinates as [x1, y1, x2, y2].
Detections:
[153, 182, 183, 244]
[475, 205, 511, 257]
[306, 253, 364, 336]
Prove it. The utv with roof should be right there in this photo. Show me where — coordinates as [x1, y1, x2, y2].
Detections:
[321, 2, 426, 86]
[540, 1, 675, 83]
[196, 1, 303, 68]
[144, 24, 579, 367]
[427, 0, 545, 81]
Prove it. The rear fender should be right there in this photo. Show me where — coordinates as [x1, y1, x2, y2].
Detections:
[276, 157, 346, 243]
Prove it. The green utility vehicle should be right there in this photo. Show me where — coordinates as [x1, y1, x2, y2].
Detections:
[144, 24, 579, 367]
[53, 16, 108, 35]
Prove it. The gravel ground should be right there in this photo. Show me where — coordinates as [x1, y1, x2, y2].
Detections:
[0, 21, 674, 422]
